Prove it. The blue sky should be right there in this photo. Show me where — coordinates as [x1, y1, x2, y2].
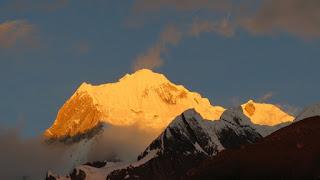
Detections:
[0, 0, 319, 136]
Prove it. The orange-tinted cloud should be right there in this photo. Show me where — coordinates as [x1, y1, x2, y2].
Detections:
[132, 24, 182, 71]
[132, 44, 164, 71]
[0, 20, 37, 49]
[132, 17, 236, 70]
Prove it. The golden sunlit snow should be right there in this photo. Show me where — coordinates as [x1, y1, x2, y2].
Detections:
[45, 69, 294, 138]
[241, 100, 294, 126]
[45, 69, 225, 138]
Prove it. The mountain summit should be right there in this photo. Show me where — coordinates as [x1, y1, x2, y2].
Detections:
[241, 100, 294, 126]
[45, 69, 294, 139]
[45, 69, 225, 138]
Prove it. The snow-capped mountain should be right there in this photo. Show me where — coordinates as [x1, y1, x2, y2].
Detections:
[220, 106, 291, 137]
[295, 103, 320, 121]
[45, 69, 225, 139]
[45, 69, 294, 140]
[47, 107, 287, 180]
[241, 100, 294, 125]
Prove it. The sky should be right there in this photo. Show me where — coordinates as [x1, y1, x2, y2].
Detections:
[0, 0, 320, 136]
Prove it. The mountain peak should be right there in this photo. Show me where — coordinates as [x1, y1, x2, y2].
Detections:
[76, 82, 93, 93]
[119, 69, 169, 85]
[45, 70, 225, 138]
[125, 68, 163, 78]
[45, 69, 294, 139]
[241, 100, 294, 126]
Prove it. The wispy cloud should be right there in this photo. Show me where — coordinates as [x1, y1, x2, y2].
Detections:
[130, 0, 320, 70]
[258, 91, 274, 102]
[131, 0, 320, 39]
[132, 24, 182, 71]
[0, 20, 37, 49]
[239, 0, 320, 39]
[132, 17, 234, 71]
[188, 17, 235, 37]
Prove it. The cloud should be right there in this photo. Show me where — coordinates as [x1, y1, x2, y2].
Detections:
[188, 17, 235, 37]
[130, 1, 237, 70]
[132, 0, 320, 39]
[132, 24, 182, 71]
[0, 127, 69, 180]
[0, 122, 160, 179]
[239, 0, 320, 39]
[132, 17, 236, 70]
[258, 91, 274, 102]
[87, 124, 160, 162]
[0, 20, 37, 49]
[132, 45, 164, 71]
[128, 0, 234, 28]
[129, 0, 320, 70]
[1, 0, 69, 13]
[132, 16, 237, 71]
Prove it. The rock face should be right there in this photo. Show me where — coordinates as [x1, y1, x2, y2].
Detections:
[185, 116, 320, 180]
[106, 109, 264, 180]
[45, 69, 225, 138]
[49, 108, 286, 180]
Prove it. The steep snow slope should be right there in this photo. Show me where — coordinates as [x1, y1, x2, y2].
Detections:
[45, 69, 225, 138]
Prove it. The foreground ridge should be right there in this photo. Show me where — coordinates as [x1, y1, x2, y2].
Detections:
[186, 115, 320, 179]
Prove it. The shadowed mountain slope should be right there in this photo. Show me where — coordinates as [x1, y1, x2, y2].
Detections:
[186, 116, 320, 180]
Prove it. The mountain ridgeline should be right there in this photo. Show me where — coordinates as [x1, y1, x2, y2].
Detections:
[44, 69, 312, 180]
[47, 106, 298, 180]
[185, 115, 320, 179]
[45, 69, 293, 140]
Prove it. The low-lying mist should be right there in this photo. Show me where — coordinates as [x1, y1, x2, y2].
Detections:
[0, 123, 160, 180]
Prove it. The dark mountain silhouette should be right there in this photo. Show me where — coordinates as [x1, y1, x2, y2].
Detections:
[185, 116, 320, 180]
